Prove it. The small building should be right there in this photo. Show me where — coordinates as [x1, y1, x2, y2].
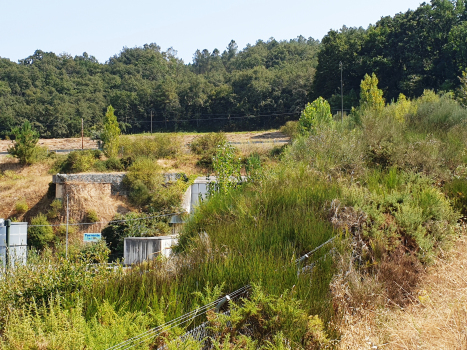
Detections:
[0, 220, 28, 269]
[123, 235, 178, 265]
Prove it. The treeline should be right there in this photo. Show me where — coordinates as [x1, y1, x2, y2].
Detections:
[314, 0, 467, 109]
[1, 0, 466, 138]
[0, 38, 319, 138]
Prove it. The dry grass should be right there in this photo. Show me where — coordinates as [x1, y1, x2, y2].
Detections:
[0, 137, 97, 152]
[0, 157, 53, 220]
[335, 233, 467, 350]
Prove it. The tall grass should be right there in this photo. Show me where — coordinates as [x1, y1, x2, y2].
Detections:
[81, 165, 340, 338]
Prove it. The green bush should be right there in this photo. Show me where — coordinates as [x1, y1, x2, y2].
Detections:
[119, 134, 181, 159]
[190, 132, 227, 167]
[29, 213, 54, 249]
[53, 150, 102, 173]
[279, 121, 300, 139]
[104, 157, 124, 171]
[124, 157, 163, 190]
[86, 209, 99, 223]
[47, 199, 63, 220]
[299, 97, 333, 134]
[444, 178, 467, 217]
[408, 93, 467, 133]
[14, 199, 28, 214]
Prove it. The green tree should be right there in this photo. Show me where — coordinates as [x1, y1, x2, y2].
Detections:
[298, 97, 333, 133]
[7, 121, 40, 165]
[359, 73, 385, 112]
[101, 105, 120, 158]
[211, 142, 242, 195]
[458, 70, 467, 107]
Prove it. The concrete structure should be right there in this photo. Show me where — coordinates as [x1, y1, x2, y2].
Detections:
[52, 172, 186, 199]
[52, 173, 127, 198]
[182, 176, 247, 214]
[123, 235, 178, 265]
[0, 220, 28, 269]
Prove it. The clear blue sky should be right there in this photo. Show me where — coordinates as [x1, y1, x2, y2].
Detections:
[1, 0, 424, 64]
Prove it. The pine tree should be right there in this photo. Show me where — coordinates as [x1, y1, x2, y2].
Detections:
[101, 106, 121, 158]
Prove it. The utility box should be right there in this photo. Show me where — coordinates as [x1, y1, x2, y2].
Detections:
[123, 236, 178, 265]
[0, 220, 28, 269]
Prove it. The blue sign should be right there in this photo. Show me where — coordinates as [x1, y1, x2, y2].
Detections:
[83, 233, 101, 242]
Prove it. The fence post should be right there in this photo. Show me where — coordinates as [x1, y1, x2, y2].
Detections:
[215, 295, 231, 313]
[5, 219, 11, 268]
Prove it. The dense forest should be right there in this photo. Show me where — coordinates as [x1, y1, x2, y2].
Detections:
[0, 0, 466, 138]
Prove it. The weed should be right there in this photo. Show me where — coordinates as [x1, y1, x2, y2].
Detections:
[190, 133, 227, 168]
[14, 199, 28, 214]
[85, 209, 99, 223]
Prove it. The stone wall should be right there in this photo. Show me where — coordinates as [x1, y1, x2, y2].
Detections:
[53, 173, 127, 196]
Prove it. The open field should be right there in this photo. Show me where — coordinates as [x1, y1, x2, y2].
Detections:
[0, 130, 289, 154]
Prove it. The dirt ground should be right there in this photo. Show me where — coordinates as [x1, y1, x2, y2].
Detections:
[0, 131, 289, 153]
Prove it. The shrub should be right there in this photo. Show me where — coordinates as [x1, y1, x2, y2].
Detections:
[124, 157, 163, 190]
[190, 133, 227, 167]
[86, 209, 99, 223]
[280, 120, 300, 139]
[104, 157, 124, 171]
[299, 97, 333, 134]
[54, 150, 101, 173]
[47, 199, 63, 220]
[15, 199, 28, 214]
[29, 213, 54, 249]
[120, 134, 181, 159]
[444, 178, 467, 217]
[408, 92, 467, 133]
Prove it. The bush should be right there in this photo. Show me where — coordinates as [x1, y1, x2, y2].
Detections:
[47, 199, 63, 220]
[104, 157, 124, 171]
[190, 133, 227, 167]
[86, 209, 99, 223]
[119, 134, 181, 159]
[408, 92, 467, 133]
[280, 121, 300, 139]
[124, 157, 163, 190]
[444, 178, 467, 217]
[53, 150, 101, 173]
[15, 199, 28, 214]
[299, 97, 333, 134]
[29, 213, 54, 249]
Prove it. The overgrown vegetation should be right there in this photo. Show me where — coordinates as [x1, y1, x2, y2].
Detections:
[1, 36, 467, 348]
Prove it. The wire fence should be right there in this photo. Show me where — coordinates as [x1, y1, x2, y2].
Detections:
[106, 236, 336, 350]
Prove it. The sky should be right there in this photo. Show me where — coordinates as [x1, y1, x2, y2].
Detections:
[1, 0, 425, 64]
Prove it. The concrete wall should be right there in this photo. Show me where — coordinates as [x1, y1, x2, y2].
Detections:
[123, 236, 178, 265]
[53, 173, 127, 197]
